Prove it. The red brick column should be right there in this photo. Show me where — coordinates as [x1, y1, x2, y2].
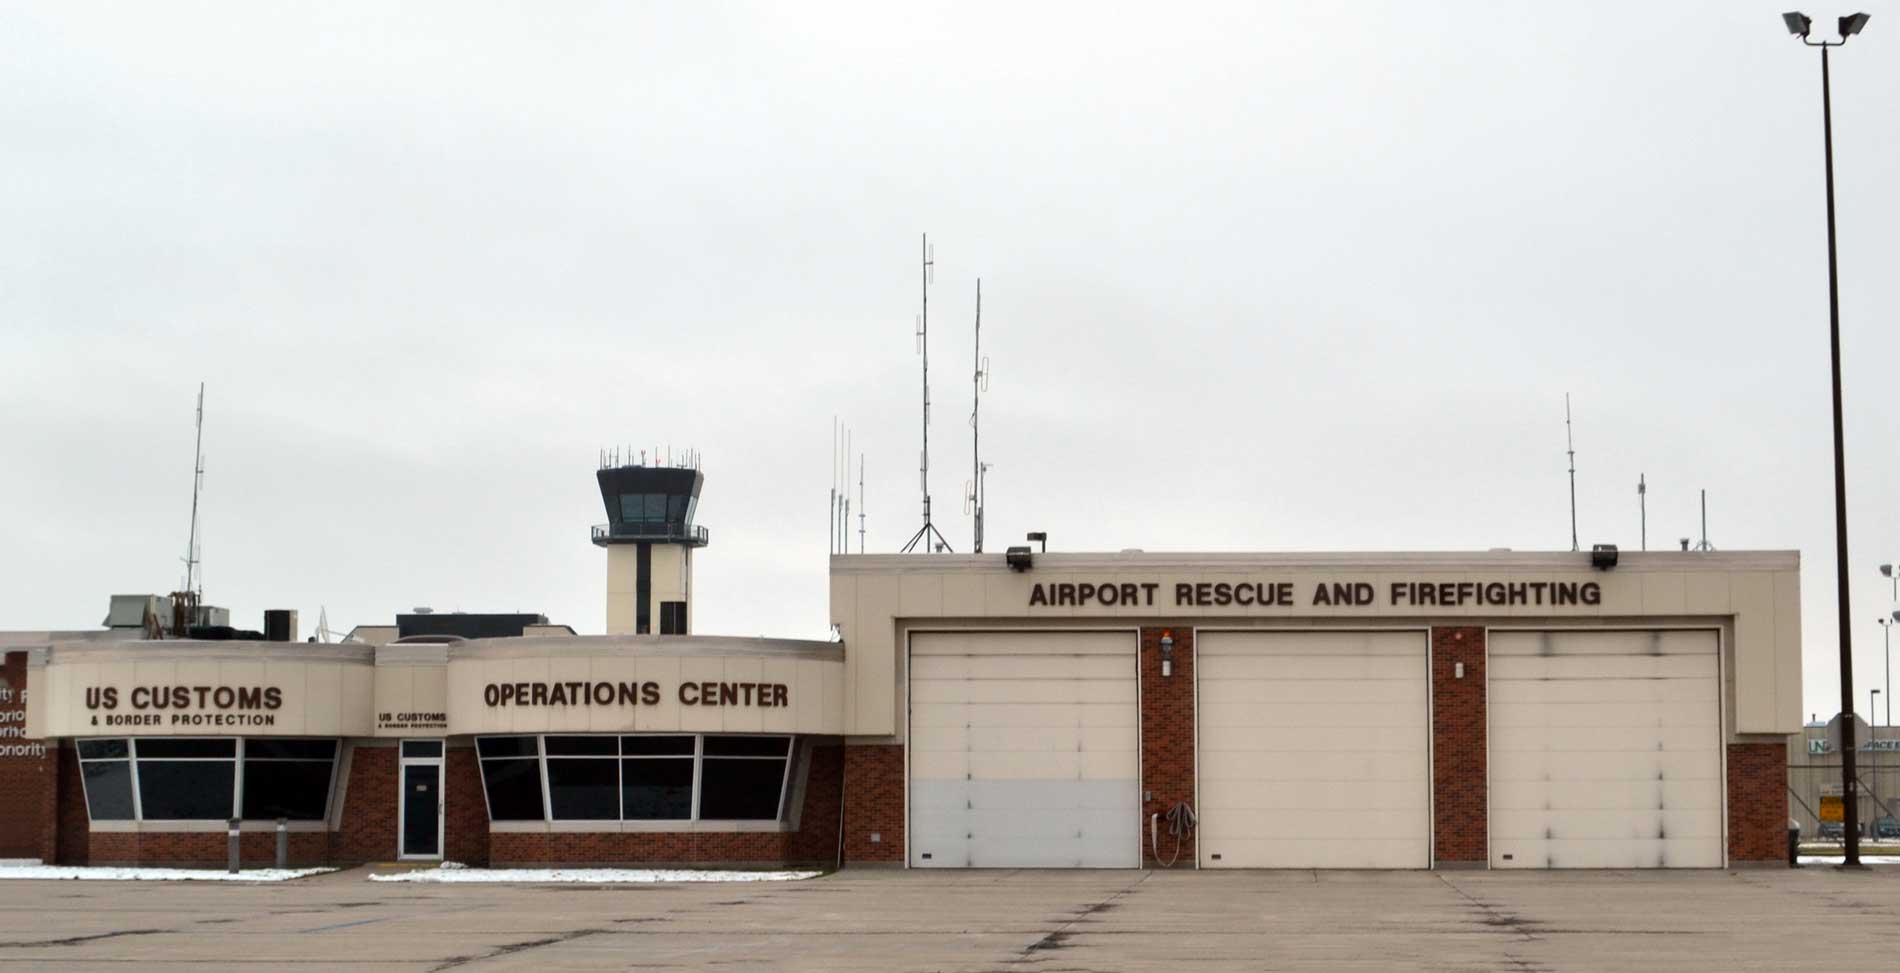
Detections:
[841, 743, 903, 864]
[0, 651, 55, 861]
[1728, 741, 1788, 865]
[333, 744, 398, 863]
[55, 744, 89, 864]
[1140, 627, 1195, 867]
[444, 745, 489, 866]
[787, 743, 844, 865]
[1431, 626, 1487, 866]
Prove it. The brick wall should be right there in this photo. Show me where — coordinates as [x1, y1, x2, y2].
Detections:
[1431, 626, 1487, 865]
[1728, 741, 1788, 864]
[0, 651, 55, 861]
[1140, 626, 1195, 867]
[841, 743, 903, 864]
[332, 743, 398, 863]
[444, 746, 489, 866]
[55, 742, 88, 865]
[490, 742, 844, 867]
[86, 829, 332, 867]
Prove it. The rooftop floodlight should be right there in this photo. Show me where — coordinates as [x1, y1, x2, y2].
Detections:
[1784, 11, 1813, 35]
[1005, 546, 1034, 572]
[1840, 12, 1871, 36]
[1882, 563, 1894, 578]
[1025, 531, 1047, 553]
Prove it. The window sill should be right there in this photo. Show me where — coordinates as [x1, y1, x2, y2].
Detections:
[489, 820, 791, 834]
[89, 820, 331, 834]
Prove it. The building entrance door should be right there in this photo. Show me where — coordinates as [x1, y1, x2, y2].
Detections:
[398, 740, 444, 860]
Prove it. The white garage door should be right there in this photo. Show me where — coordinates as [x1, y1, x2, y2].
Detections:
[1489, 630, 1723, 869]
[1197, 631, 1431, 869]
[908, 631, 1139, 868]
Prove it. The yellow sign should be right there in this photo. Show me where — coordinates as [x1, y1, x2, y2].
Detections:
[1820, 795, 1845, 823]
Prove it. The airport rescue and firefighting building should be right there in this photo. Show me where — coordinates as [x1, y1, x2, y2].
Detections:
[1, 462, 1804, 870]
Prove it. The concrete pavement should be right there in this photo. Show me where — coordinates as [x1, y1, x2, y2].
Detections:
[0, 865, 1894, 971]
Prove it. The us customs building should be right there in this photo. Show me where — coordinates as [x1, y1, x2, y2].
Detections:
[2, 462, 1803, 870]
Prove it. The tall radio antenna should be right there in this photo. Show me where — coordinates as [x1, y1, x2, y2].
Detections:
[903, 233, 952, 553]
[1637, 473, 1647, 551]
[857, 454, 866, 554]
[1694, 489, 1715, 552]
[966, 279, 990, 553]
[182, 382, 206, 598]
[1565, 393, 1578, 552]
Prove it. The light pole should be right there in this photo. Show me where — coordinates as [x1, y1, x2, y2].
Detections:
[1783, 9, 1872, 867]
[1873, 687, 1882, 836]
[1882, 615, 1895, 729]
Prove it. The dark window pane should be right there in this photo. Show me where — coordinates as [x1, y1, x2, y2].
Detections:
[643, 494, 667, 520]
[618, 493, 641, 523]
[80, 760, 134, 820]
[78, 739, 129, 761]
[136, 738, 236, 759]
[621, 736, 694, 756]
[136, 760, 236, 819]
[479, 758, 544, 821]
[544, 736, 616, 756]
[241, 760, 334, 820]
[667, 495, 687, 523]
[399, 740, 443, 759]
[698, 758, 788, 820]
[704, 736, 790, 758]
[622, 758, 694, 820]
[477, 736, 538, 759]
[246, 739, 337, 760]
[546, 759, 618, 820]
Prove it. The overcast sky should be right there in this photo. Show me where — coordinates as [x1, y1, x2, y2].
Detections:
[3, 3, 1896, 721]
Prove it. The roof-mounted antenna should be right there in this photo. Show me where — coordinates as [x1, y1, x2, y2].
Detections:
[967, 279, 991, 553]
[182, 382, 206, 601]
[1565, 393, 1578, 553]
[1637, 473, 1647, 551]
[858, 453, 867, 554]
[1694, 489, 1715, 551]
[829, 418, 839, 556]
[903, 232, 953, 553]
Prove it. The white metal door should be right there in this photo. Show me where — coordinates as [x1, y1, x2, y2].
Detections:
[1489, 630, 1722, 869]
[908, 631, 1139, 868]
[1197, 631, 1431, 869]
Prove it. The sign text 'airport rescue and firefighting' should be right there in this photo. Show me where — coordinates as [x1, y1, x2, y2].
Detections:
[1028, 580, 1604, 609]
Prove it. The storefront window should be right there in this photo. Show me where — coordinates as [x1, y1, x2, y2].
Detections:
[72, 738, 339, 822]
[241, 739, 340, 820]
[135, 738, 237, 820]
[700, 736, 793, 820]
[477, 735, 546, 821]
[76, 739, 134, 821]
[474, 734, 792, 824]
[622, 735, 694, 820]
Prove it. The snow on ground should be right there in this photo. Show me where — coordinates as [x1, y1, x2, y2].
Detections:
[369, 863, 819, 884]
[0, 865, 331, 882]
[1798, 855, 1900, 865]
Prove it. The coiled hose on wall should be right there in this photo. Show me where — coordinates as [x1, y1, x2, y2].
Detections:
[1149, 801, 1197, 868]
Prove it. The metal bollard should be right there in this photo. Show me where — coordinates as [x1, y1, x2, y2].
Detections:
[227, 818, 241, 874]
[276, 818, 288, 869]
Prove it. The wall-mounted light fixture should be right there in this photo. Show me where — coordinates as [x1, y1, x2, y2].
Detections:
[1160, 630, 1175, 678]
[1005, 546, 1033, 572]
[1591, 544, 1619, 570]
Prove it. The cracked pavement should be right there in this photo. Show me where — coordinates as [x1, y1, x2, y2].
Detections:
[0, 866, 1895, 971]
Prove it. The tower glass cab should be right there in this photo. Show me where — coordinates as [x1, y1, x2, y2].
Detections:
[593, 464, 709, 636]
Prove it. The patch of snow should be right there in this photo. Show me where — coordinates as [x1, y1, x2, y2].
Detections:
[1797, 855, 1900, 865]
[0, 865, 331, 882]
[370, 866, 819, 884]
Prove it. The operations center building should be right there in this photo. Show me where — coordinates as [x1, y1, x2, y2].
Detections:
[12, 463, 1803, 870]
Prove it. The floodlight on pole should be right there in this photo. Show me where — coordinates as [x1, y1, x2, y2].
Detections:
[1781, 7, 1871, 868]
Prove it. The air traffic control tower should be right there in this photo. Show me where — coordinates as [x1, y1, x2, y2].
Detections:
[592, 457, 708, 635]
